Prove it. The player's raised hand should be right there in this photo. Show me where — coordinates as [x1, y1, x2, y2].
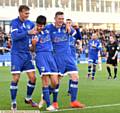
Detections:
[66, 22, 71, 33]
[32, 36, 38, 46]
[92, 44, 96, 48]
[28, 28, 38, 35]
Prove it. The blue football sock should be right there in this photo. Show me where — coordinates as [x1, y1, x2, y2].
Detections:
[92, 70, 95, 77]
[49, 85, 54, 95]
[10, 81, 18, 104]
[88, 65, 91, 75]
[53, 84, 59, 102]
[26, 81, 35, 100]
[70, 80, 78, 102]
[43, 87, 51, 107]
[92, 65, 96, 77]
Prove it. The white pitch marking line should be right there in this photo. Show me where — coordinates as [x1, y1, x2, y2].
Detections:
[41, 103, 120, 113]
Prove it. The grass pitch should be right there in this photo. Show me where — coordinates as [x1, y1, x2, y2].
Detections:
[0, 63, 120, 113]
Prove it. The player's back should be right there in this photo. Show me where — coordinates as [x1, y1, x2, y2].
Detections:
[10, 17, 34, 53]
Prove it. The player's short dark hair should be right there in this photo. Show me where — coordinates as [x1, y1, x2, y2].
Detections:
[66, 19, 72, 21]
[18, 5, 30, 12]
[36, 15, 46, 25]
[55, 11, 64, 17]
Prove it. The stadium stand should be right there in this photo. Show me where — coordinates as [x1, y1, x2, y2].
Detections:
[0, 0, 120, 66]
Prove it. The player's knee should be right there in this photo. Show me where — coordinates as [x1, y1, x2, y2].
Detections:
[51, 78, 59, 88]
[43, 81, 49, 87]
[30, 76, 36, 83]
[42, 75, 50, 87]
[71, 73, 79, 81]
[53, 80, 59, 88]
[12, 79, 19, 83]
[12, 74, 20, 83]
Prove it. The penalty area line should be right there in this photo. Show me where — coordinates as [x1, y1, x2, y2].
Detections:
[41, 103, 120, 113]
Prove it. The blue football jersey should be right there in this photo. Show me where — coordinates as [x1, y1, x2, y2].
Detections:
[70, 28, 82, 49]
[69, 36, 76, 48]
[10, 17, 35, 53]
[88, 39, 102, 60]
[69, 36, 76, 59]
[35, 29, 53, 52]
[74, 28, 82, 40]
[45, 23, 76, 54]
[69, 28, 82, 61]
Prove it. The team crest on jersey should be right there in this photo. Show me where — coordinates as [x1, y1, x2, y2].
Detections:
[40, 67, 45, 72]
[26, 25, 31, 29]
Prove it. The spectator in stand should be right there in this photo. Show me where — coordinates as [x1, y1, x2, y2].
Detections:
[0, 31, 5, 54]
[6, 34, 12, 49]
